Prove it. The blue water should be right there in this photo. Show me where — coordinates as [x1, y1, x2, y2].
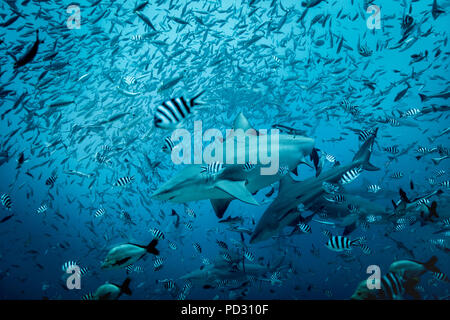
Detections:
[0, 0, 449, 300]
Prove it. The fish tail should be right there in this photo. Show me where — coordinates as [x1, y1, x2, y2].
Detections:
[190, 90, 205, 107]
[146, 239, 160, 255]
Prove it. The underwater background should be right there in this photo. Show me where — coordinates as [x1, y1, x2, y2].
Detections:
[0, 0, 449, 300]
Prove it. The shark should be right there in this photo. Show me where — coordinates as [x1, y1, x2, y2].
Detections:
[250, 129, 380, 243]
[179, 253, 285, 288]
[152, 112, 317, 218]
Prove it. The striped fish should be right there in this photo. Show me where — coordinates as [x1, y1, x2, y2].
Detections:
[123, 75, 136, 85]
[270, 271, 282, 285]
[154, 91, 205, 129]
[391, 172, 404, 179]
[417, 146, 437, 154]
[388, 118, 400, 126]
[185, 207, 196, 218]
[366, 214, 381, 223]
[432, 272, 449, 282]
[380, 272, 405, 300]
[442, 218, 450, 226]
[367, 184, 381, 193]
[324, 153, 336, 163]
[393, 224, 406, 232]
[243, 162, 256, 172]
[94, 208, 105, 218]
[244, 250, 255, 262]
[396, 216, 416, 225]
[324, 194, 345, 203]
[45, 175, 57, 186]
[1, 194, 12, 210]
[162, 136, 175, 154]
[416, 198, 430, 207]
[325, 236, 361, 252]
[322, 230, 333, 238]
[81, 293, 94, 300]
[216, 240, 228, 250]
[360, 221, 370, 231]
[359, 244, 372, 255]
[193, 242, 202, 254]
[133, 266, 144, 273]
[438, 180, 450, 188]
[358, 44, 372, 57]
[182, 281, 192, 294]
[383, 146, 399, 154]
[358, 128, 375, 142]
[36, 204, 48, 214]
[222, 252, 233, 263]
[200, 162, 224, 175]
[153, 257, 164, 271]
[184, 222, 193, 231]
[95, 152, 112, 165]
[401, 108, 421, 118]
[215, 280, 228, 288]
[340, 167, 362, 184]
[62, 261, 78, 272]
[167, 240, 177, 250]
[130, 35, 143, 41]
[163, 279, 175, 290]
[149, 228, 165, 240]
[297, 223, 312, 234]
[202, 258, 211, 265]
[114, 176, 135, 186]
[427, 177, 436, 185]
[434, 169, 445, 177]
[126, 264, 134, 274]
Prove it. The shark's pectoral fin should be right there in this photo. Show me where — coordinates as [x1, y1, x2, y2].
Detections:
[210, 199, 232, 219]
[363, 162, 379, 171]
[214, 180, 258, 205]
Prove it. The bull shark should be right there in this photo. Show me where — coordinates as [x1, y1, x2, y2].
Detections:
[152, 112, 317, 218]
[250, 129, 380, 243]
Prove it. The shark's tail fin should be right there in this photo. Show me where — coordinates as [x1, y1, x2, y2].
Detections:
[418, 93, 428, 102]
[422, 255, 440, 273]
[352, 128, 379, 171]
[120, 277, 132, 296]
[146, 239, 159, 255]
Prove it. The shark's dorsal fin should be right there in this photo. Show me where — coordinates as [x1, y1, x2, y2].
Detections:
[210, 199, 232, 218]
[233, 112, 254, 131]
[214, 180, 258, 205]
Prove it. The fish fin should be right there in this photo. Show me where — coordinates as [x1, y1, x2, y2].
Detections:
[291, 166, 299, 176]
[429, 201, 439, 218]
[214, 180, 258, 205]
[423, 255, 440, 273]
[391, 200, 397, 210]
[353, 128, 379, 170]
[232, 112, 255, 132]
[146, 239, 159, 255]
[121, 278, 132, 296]
[418, 93, 427, 102]
[399, 188, 410, 203]
[210, 199, 232, 219]
[190, 90, 205, 107]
